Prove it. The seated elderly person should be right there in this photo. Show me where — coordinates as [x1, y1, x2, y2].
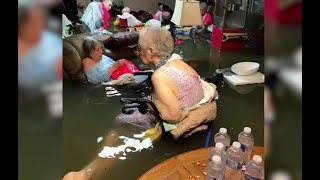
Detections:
[18, 2, 62, 91]
[62, 27, 218, 180]
[114, 7, 142, 27]
[82, 36, 135, 84]
[153, 3, 173, 25]
[80, 0, 113, 34]
[116, 27, 218, 138]
[190, 2, 213, 40]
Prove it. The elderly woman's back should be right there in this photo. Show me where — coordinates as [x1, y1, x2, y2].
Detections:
[157, 57, 204, 110]
[114, 27, 218, 139]
[136, 27, 218, 138]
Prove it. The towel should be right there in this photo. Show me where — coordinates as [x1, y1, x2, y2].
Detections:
[137, 80, 218, 141]
[223, 71, 265, 86]
[167, 80, 219, 139]
[102, 74, 136, 86]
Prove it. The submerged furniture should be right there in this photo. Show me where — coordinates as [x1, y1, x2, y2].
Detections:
[139, 146, 264, 179]
[63, 31, 139, 83]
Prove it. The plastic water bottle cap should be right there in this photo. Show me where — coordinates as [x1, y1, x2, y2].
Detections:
[232, 142, 241, 149]
[212, 155, 221, 163]
[244, 127, 251, 134]
[252, 155, 262, 164]
[215, 142, 224, 150]
[219, 127, 227, 134]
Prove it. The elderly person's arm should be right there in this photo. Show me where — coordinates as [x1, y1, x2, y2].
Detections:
[63, 130, 119, 180]
[151, 71, 182, 123]
[107, 59, 126, 75]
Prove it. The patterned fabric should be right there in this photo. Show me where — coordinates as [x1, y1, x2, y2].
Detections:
[158, 66, 204, 110]
[115, 54, 205, 132]
[170, 80, 218, 139]
[80, 1, 104, 33]
[84, 55, 115, 84]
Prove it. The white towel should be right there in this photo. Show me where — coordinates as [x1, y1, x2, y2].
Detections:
[223, 71, 264, 86]
[102, 74, 136, 86]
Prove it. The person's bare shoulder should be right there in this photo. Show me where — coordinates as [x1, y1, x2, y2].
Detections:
[151, 70, 176, 91]
[171, 59, 199, 77]
[151, 70, 167, 83]
[82, 58, 93, 71]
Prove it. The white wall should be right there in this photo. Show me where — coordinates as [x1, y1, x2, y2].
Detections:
[123, 0, 175, 14]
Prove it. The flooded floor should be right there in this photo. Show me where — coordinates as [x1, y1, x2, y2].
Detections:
[63, 36, 264, 179]
[17, 21, 302, 180]
[18, 92, 62, 180]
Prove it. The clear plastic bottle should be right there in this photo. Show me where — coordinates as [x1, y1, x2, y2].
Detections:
[225, 141, 243, 180]
[207, 155, 225, 180]
[209, 142, 227, 165]
[244, 155, 264, 180]
[214, 127, 231, 150]
[238, 127, 255, 166]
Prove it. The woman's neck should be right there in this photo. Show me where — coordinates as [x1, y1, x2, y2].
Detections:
[150, 57, 160, 70]
[91, 57, 101, 63]
[153, 55, 171, 70]
[18, 38, 36, 62]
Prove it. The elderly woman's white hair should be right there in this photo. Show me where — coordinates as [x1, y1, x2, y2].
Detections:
[139, 27, 174, 57]
[122, 7, 131, 14]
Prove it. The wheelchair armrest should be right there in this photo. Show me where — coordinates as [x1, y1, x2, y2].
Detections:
[120, 97, 146, 104]
[120, 97, 161, 119]
[133, 70, 154, 76]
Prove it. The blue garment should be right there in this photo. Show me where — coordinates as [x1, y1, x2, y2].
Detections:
[18, 30, 62, 90]
[85, 55, 115, 84]
[80, 1, 104, 33]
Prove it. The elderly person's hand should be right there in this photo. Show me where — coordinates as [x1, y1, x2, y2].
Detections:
[107, 59, 128, 76]
[117, 59, 127, 66]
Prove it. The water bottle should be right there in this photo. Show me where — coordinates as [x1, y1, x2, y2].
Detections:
[244, 155, 264, 180]
[238, 127, 254, 166]
[209, 142, 227, 165]
[207, 155, 225, 180]
[225, 142, 243, 180]
[214, 127, 231, 150]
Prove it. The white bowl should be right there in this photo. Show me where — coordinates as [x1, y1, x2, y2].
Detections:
[231, 62, 260, 76]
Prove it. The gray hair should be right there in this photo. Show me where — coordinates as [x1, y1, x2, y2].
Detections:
[122, 7, 130, 14]
[18, 5, 30, 35]
[18, 3, 44, 35]
[200, 2, 207, 9]
[103, 0, 113, 4]
[83, 36, 101, 58]
[139, 27, 174, 58]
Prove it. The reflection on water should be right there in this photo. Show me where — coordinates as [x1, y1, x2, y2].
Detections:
[98, 136, 153, 159]
[63, 37, 264, 179]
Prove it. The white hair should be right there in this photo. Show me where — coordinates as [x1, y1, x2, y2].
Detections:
[122, 7, 130, 14]
[103, 0, 113, 4]
[139, 27, 174, 57]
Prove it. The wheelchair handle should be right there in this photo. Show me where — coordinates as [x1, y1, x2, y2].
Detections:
[133, 70, 154, 76]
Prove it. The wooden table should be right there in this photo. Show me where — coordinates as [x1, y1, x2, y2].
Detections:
[138, 146, 264, 180]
